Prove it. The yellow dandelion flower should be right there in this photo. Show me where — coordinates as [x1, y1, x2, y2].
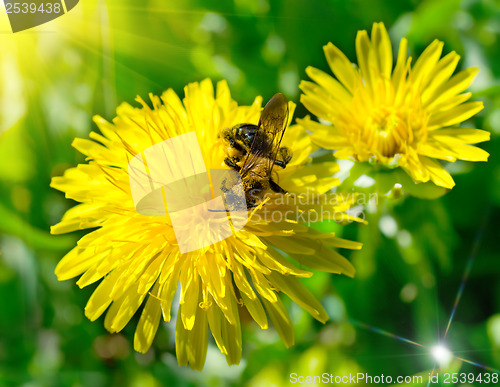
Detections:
[51, 79, 362, 370]
[299, 22, 490, 189]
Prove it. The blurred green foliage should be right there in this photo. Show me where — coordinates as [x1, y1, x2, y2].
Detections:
[1, 0, 499, 386]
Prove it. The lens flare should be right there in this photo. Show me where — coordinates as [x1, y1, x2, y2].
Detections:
[431, 345, 452, 368]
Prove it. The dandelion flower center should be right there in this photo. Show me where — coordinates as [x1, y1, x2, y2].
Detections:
[357, 100, 427, 158]
[369, 106, 404, 155]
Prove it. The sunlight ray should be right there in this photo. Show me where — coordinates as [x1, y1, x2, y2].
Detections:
[454, 356, 500, 373]
[444, 208, 490, 339]
[350, 319, 425, 348]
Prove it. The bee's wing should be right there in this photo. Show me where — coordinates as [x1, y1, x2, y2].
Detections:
[240, 93, 289, 179]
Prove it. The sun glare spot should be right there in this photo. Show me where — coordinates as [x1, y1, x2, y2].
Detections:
[431, 345, 453, 368]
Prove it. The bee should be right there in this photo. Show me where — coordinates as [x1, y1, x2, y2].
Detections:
[219, 93, 292, 208]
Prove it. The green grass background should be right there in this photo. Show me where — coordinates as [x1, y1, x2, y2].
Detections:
[0, 0, 499, 386]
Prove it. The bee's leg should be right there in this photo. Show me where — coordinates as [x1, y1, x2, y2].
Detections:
[282, 147, 292, 164]
[223, 132, 247, 155]
[220, 178, 230, 193]
[245, 194, 259, 209]
[231, 140, 246, 155]
[245, 202, 258, 210]
[269, 178, 287, 194]
[224, 157, 241, 172]
[273, 159, 287, 169]
[274, 147, 292, 169]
